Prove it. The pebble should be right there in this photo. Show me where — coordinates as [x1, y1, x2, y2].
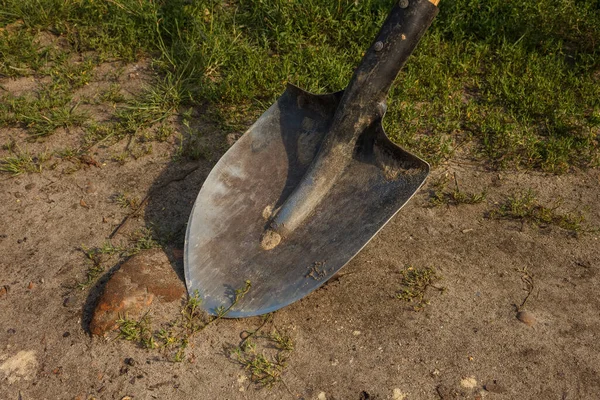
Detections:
[27, 281, 35, 290]
[63, 332, 70, 338]
[125, 357, 136, 366]
[85, 182, 97, 194]
[484, 380, 506, 393]
[63, 296, 76, 307]
[0, 285, 8, 298]
[317, 392, 327, 400]
[460, 376, 478, 389]
[239, 331, 250, 340]
[25, 183, 36, 190]
[516, 310, 536, 326]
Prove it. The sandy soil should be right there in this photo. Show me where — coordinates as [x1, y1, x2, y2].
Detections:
[1, 65, 600, 399]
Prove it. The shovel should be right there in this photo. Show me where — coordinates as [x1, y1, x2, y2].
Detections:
[185, 0, 440, 317]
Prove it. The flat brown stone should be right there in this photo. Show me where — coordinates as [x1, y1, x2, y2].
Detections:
[89, 248, 186, 336]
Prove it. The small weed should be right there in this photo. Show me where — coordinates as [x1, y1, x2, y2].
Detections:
[396, 266, 445, 311]
[231, 346, 289, 389]
[429, 173, 487, 207]
[99, 83, 125, 104]
[77, 263, 105, 290]
[490, 190, 586, 233]
[77, 234, 159, 290]
[0, 148, 49, 175]
[113, 192, 140, 209]
[117, 314, 157, 349]
[269, 330, 294, 352]
[228, 316, 293, 389]
[77, 242, 125, 289]
[129, 227, 159, 251]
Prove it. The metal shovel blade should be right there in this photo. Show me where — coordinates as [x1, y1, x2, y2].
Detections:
[184, 84, 429, 317]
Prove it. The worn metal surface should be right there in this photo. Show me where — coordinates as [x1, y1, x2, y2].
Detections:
[184, 85, 428, 317]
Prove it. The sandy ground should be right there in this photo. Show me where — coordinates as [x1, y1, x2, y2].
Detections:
[1, 64, 600, 399]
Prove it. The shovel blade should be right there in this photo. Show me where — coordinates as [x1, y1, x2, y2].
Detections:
[184, 84, 428, 317]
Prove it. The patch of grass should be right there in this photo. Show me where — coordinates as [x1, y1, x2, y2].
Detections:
[396, 266, 445, 311]
[429, 173, 487, 207]
[489, 190, 587, 233]
[77, 241, 125, 289]
[112, 192, 140, 210]
[114, 281, 252, 362]
[227, 314, 294, 389]
[0, 147, 49, 174]
[98, 83, 126, 104]
[77, 230, 162, 289]
[117, 314, 157, 349]
[231, 343, 289, 389]
[2, 0, 599, 171]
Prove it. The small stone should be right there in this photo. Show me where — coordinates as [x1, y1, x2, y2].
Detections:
[240, 331, 250, 340]
[359, 391, 372, 400]
[85, 181, 97, 194]
[484, 380, 506, 393]
[125, 357, 136, 366]
[393, 388, 407, 400]
[14, 192, 23, 198]
[63, 332, 71, 338]
[460, 376, 478, 389]
[63, 296, 76, 307]
[25, 183, 36, 190]
[0, 285, 8, 298]
[517, 310, 536, 326]
[89, 249, 186, 335]
[317, 392, 327, 400]
[7, 328, 16, 335]
[27, 281, 35, 290]
[80, 199, 89, 208]
[352, 330, 361, 336]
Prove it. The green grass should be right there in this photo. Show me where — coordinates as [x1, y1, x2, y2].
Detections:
[429, 173, 487, 207]
[0, 0, 599, 172]
[116, 282, 252, 362]
[489, 189, 588, 233]
[0, 146, 49, 174]
[227, 314, 294, 389]
[396, 266, 445, 310]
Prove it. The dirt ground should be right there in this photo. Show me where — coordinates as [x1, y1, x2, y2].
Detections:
[1, 63, 600, 400]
